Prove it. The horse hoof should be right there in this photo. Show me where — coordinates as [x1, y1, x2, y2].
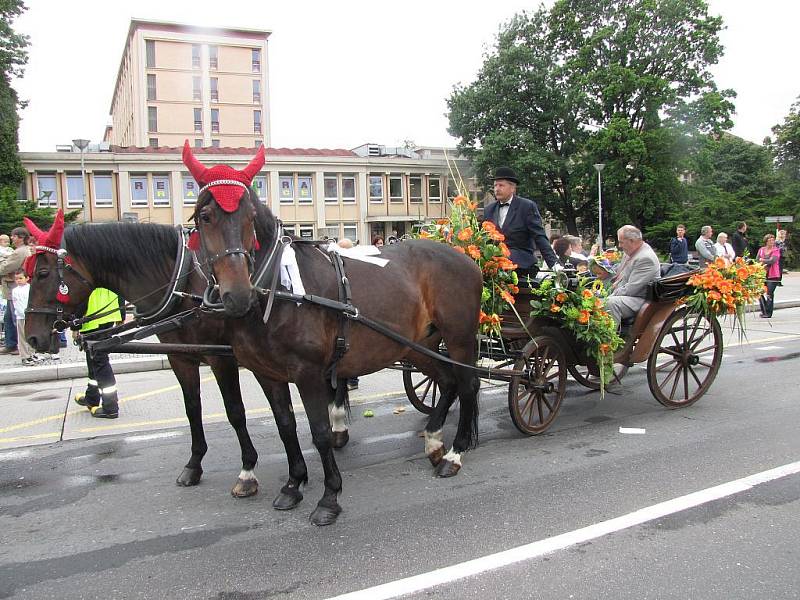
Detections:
[309, 503, 342, 527]
[331, 430, 350, 449]
[427, 446, 445, 467]
[176, 467, 202, 487]
[434, 459, 461, 478]
[272, 487, 303, 511]
[231, 477, 259, 498]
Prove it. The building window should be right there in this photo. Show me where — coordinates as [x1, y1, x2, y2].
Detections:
[428, 177, 441, 203]
[66, 174, 85, 208]
[147, 74, 156, 101]
[369, 174, 383, 203]
[208, 45, 218, 69]
[254, 175, 267, 204]
[409, 176, 423, 203]
[251, 48, 261, 72]
[253, 110, 261, 134]
[324, 174, 338, 203]
[254, 139, 263, 148]
[211, 109, 219, 133]
[211, 139, 220, 148]
[252, 80, 261, 103]
[152, 175, 171, 206]
[182, 175, 198, 205]
[279, 174, 294, 203]
[298, 225, 314, 240]
[148, 106, 157, 132]
[282, 224, 296, 237]
[341, 174, 356, 204]
[210, 77, 218, 102]
[389, 175, 403, 203]
[194, 108, 202, 133]
[192, 76, 202, 101]
[36, 174, 57, 207]
[145, 40, 155, 68]
[343, 223, 357, 242]
[130, 176, 148, 207]
[17, 179, 27, 201]
[93, 174, 113, 207]
[297, 175, 312, 204]
[149, 138, 158, 148]
[191, 44, 201, 69]
[194, 138, 203, 148]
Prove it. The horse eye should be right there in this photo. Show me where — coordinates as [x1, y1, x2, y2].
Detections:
[200, 212, 211, 223]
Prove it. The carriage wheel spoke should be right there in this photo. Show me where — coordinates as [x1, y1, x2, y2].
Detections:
[537, 397, 545, 424]
[656, 356, 680, 373]
[688, 365, 704, 388]
[540, 393, 554, 413]
[693, 344, 716, 355]
[698, 360, 714, 368]
[414, 377, 431, 393]
[682, 363, 690, 400]
[660, 360, 682, 388]
[686, 313, 703, 346]
[689, 326, 712, 351]
[521, 390, 536, 424]
[669, 365, 683, 400]
[660, 347, 683, 358]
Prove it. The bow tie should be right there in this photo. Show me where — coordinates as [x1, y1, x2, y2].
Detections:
[499, 202, 510, 207]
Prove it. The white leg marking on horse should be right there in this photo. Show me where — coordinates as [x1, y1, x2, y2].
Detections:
[424, 430, 444, 456]
[442, 448, 462, 467]
[238, 469, 257, 481]
[329, 404, 348, 433]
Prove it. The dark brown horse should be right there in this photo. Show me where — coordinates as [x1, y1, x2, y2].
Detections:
[185, 144, 483, 525]
[23, 212, 316, 509]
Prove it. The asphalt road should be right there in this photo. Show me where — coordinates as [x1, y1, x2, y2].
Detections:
[1, 309, 799, 599]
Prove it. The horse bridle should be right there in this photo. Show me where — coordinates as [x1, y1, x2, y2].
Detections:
[25, 246, 94, 332]
[196, 179, 258, 273]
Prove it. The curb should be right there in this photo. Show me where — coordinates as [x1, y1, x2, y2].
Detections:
[0, 356, 171, 385]
[2, 300, 799, 385]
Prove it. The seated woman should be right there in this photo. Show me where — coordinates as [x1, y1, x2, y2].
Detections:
[589, 256, 616, 290]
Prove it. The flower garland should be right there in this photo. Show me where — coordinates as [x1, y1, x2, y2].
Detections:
[684, 256, 766, 330]
[529, 276, 624, 392]
[415, 195, 519, 336]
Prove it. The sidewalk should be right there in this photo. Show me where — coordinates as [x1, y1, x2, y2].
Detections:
[2, 272, 799, 385]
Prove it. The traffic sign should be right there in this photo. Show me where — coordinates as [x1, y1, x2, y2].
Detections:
[765, 216, 794, 223]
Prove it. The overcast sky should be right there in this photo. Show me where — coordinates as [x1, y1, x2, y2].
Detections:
[12, 0, 800, 152]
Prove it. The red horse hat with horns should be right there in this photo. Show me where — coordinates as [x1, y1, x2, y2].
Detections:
[182, 140, 265, 213]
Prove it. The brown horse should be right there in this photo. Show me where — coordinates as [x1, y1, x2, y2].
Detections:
[23, 211, 315, 509]
[185, 143, 483, 525]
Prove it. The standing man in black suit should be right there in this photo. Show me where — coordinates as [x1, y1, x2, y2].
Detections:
[483, 167, 561, 280]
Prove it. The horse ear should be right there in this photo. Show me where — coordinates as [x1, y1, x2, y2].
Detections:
[240, 145, 265, 182]
[46, 209, 65, 248]
[23, 216, 47, 244]
[182, 140, 208, 183]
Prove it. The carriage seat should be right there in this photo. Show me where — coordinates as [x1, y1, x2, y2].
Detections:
[619, 300, 659, 341]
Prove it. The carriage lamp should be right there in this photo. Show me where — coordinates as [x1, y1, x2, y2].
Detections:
[73, 138, 91, 207]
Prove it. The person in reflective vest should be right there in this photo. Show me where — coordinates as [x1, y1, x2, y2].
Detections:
[74, 288, 124, 419]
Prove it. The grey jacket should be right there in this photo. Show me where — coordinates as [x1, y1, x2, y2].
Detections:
[695, 236, 717, 269]
[611, 242, 661, 299]
[0, 245, 32, 300]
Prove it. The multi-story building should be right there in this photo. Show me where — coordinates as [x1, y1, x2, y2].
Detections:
[106, 19, 270, 149]
[19, 143, 474, 243]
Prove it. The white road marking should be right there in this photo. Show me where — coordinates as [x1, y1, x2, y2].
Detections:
[124, 431, 184, 443]
[324, 460, 800, 600]
[0, 449, 31, 461]
[755, 346, 782, 351]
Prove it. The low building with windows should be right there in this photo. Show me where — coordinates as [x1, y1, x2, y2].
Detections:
[19, 143, 475, 243]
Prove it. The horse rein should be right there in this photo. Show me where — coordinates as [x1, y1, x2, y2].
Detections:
[25, 246, 94, 331]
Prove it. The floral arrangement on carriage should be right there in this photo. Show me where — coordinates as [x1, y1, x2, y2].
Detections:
[415, 194, 519, 337]
[527, 276, 624, 391]
[683, 256, 766, 330]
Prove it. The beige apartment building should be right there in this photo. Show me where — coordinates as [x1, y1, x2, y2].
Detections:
[19, 144, 474, 243]
[106, 19, 270, 149]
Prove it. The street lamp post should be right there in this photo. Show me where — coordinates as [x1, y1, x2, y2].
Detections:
[72, 138, 90, 207]
[593, 163, 605, 250]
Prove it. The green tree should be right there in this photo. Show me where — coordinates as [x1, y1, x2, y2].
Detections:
[448, 0, 733, 236]
[770, 96, 800, 182]
[0, 0, 28, 190]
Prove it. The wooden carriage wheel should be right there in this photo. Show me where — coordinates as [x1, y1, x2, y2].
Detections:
[646, 308, 723, 408]
[508, 335, 567, 435]
[402, 367, 441, 414]
[568, 362, 629, 390]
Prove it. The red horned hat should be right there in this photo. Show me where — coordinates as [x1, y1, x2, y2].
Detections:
[24, 209, 65, 250]
[182, 140, 265, 213]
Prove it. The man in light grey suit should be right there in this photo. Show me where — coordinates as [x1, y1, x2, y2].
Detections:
[605, 225, 661, 326]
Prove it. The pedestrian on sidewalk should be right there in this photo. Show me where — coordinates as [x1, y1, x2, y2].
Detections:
[669, 224, 689, 265]
[11, 270, 38, 366]
[731, 221, 749, 258]
[757, 234, 782, 319]
[714, 232, 736, 266]
[695, 225, 717, 269]
[0, 227, 32, 355]
[74, 288, 124, 418]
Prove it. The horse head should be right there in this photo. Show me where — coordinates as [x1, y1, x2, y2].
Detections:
[185, 141, 264, 318]
[22, 210, 94, 352]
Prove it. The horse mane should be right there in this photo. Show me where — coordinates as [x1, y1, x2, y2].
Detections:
[64, 222, 179, 282]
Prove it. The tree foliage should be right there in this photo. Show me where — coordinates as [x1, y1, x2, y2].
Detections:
[448, 0, 734, 236]
[770, 96, 800, 182]
[0, 0, 28, 191]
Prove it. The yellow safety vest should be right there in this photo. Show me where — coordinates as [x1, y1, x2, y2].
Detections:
[80, 288, 123, 332]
